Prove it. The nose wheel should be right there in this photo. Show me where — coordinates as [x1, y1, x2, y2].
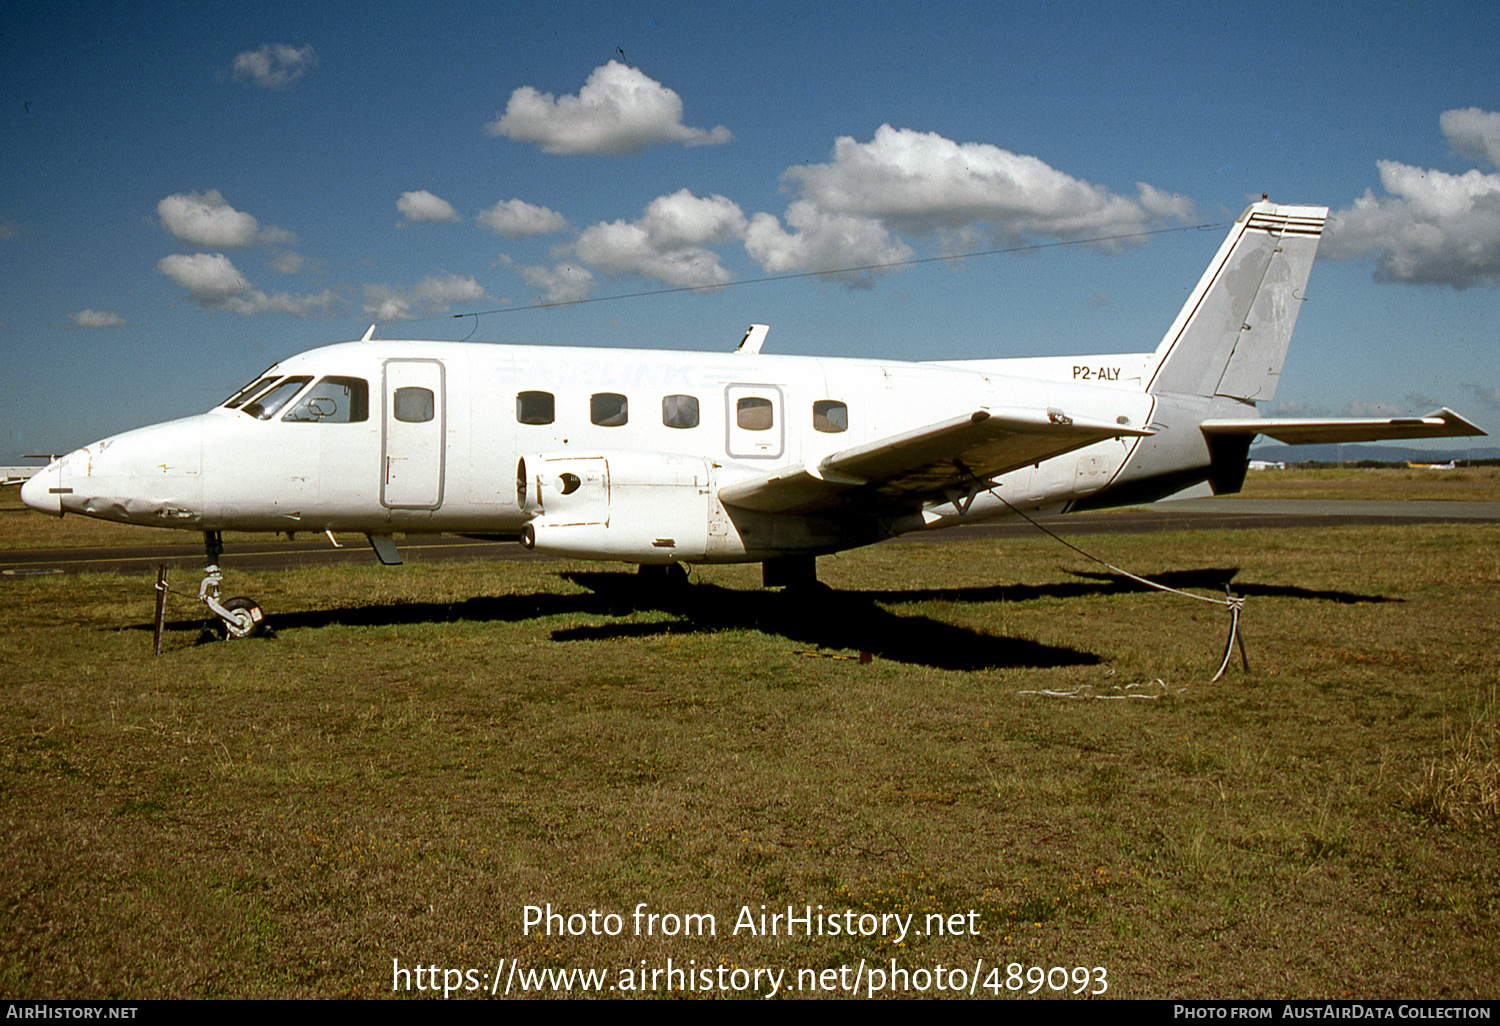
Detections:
[196, 531, 269, 641]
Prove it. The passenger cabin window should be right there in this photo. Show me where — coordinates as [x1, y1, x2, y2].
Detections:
[393, 386, 435, 423]
[662, 394, 699, 429]
[736, 396, 774, 431]
[283, 376, 369, 423]
[591, 392, 628, 427]
[517, 391, 555, 425]
[242, 376, 311, 420]
[813, 400, 849, 433]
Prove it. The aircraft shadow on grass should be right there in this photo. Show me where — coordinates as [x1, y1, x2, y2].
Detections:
[864, 566, 1402, 609]
[154, 573, 1092, 671]
[549, 573, 1094, 671]
[147, 565, 1396, 671]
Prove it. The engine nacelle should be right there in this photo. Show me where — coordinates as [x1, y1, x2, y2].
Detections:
[516, 451, 714, 563]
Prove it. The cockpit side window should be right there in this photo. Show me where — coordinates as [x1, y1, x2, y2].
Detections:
[222, 375, 279, 410]
[282, 376, 369, 423]
[241, 376, 312, 420]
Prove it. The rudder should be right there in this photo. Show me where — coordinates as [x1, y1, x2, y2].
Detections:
[1146, 201, 1327, 402]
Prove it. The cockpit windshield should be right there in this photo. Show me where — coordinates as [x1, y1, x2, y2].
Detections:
[241, 376, 311, 420]
[222, 372, 279, 410]
[220, 370, 369, 423]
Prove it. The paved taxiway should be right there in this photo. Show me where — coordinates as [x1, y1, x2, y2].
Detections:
[2, 499, 1496, 578]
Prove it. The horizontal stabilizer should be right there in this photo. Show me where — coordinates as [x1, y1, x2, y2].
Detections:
[720, 409, 1150, 516]
[1201, 407, 1486, 445]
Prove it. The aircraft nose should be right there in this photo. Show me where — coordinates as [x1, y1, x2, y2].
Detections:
[19, 461, 62, 516]
[22, 419, 207, 526]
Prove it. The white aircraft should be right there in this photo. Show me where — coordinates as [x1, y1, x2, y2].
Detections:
[20, 200, 1484, 637]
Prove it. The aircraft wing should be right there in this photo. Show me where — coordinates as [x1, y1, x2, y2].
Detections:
[719, 409, 1151, 516]
[1, 467, 42, 488]
[1200, 407, 1485, 445]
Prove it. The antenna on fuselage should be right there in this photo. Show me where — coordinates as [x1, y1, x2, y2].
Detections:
[360, 324, 377, 342]
[734, 323, 768, 355]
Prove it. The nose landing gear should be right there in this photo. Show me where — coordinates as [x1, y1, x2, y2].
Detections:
[196, 531, 268, 641]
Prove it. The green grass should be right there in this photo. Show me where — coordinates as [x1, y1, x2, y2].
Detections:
[1238, 464, 1500, 501]
[1, 512, 1498, 998]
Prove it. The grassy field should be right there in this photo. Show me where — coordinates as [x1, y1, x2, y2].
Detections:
[1, 498, 1497, 999]
[1238, 464, 1500, 502]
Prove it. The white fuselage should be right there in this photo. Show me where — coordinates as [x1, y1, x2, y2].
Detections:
[22, 202, 1484, 575]
[22, 339, 1165, 564]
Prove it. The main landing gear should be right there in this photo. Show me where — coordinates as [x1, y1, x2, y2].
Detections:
[196, 531, 268, 641]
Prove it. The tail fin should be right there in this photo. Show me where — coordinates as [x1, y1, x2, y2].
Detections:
[1146, 200, 1326, 402]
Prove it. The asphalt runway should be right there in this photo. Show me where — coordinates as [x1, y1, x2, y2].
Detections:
[3, 499, 1496, 578]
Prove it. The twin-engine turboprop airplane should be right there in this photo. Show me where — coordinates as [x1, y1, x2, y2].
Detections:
[21, 200, 1485, 637]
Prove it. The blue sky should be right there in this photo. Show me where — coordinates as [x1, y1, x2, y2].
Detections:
[3, 0, 1499, 463]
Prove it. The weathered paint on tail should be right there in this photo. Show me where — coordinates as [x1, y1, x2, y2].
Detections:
[1146, 201, 1327, 403]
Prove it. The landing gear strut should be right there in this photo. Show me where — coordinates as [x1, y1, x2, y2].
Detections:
[637, 562, 689, 588]
[197, 531, 268, 640]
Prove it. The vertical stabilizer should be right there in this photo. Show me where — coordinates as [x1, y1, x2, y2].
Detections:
[1146, 201, 1326, 402]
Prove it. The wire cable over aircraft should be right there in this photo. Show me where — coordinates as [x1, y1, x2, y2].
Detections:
[20, 200, 1484, 638]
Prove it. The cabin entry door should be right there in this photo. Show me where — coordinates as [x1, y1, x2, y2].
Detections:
[381, 358, 446, 509]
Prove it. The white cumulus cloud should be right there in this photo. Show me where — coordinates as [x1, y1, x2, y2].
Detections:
[157, 252, 334, 316]
[232, 44, 318, 89]
[782, 125, 1171, 244]
[478, 198, 569, 238]
[1440, 107, 1500, 168]
[1136, 183, 1196, 222]
[498, 256, 597, 305]
[1323, 108, 1500, 289]
[737, 125, 1188, 281]
[159, 190, 261, 248]
[571, 189, 747, 288]
[486, 61, 731, 155]
[362, 274, 488, 321]
[69, 309, 125, 328]
[744, 201, 913, 284]
[157, 190, 294, 249]
[397, 190, 460, 224]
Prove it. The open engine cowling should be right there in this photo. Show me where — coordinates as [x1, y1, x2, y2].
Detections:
[516, 451, 715, 563]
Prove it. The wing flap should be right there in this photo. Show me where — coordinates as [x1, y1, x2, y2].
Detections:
[1201, 407, 1485, 445]
[720, 408, 1150, 515]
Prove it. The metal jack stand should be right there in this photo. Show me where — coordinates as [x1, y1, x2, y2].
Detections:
[153, 565, 170, 656]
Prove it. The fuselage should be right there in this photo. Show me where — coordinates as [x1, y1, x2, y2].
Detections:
[22, 201, 1484, 573]
[21, 338, 1179, 564]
